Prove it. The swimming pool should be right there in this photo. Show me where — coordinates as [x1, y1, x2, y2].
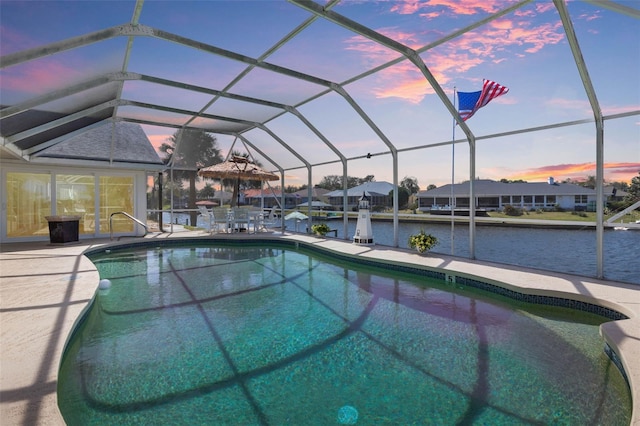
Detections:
[58, 241, 631, 425]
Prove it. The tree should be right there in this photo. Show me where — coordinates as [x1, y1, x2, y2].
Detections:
[392, 187, 410, 209]
[159, 129, 223, 176]
[581, 175, 596, 189]
[609, 180, 629, 192]
[161, 179, 185, 209]
[316, 175, 364, 190]
[400, 176, 420, 194]
[159, 129, 223, 225]
[626, 171, 640, 203]
[427, 184, 437, 190]
[198, 184, 216, 199]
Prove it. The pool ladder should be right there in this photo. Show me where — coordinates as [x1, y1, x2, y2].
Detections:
[110, 211, 149, 241]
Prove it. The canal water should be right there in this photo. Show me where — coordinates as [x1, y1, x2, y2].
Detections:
[169, 213, 640, 285]
[313, 219, 639, 286]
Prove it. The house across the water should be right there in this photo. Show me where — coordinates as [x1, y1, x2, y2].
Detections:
[416, 178, 602, 213]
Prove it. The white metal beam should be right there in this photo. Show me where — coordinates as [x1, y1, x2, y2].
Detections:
[554, 0, 605, 278]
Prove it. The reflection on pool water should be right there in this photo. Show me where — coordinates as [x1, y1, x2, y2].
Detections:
[58, 243, 631, 425]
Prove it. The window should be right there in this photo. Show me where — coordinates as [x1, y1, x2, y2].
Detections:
[501, 196, 510, 204]
[575, 195, 588, 204]
[56, 174, 95, 234]
[5, 171, 138, 239]
[535, 195, 545, 204]
[419, 198, 432, 208]
[6, 172, 51, 238]
[457, 197, 470, 207]
[478, 197, 499, 207]
[100, 176, 134, 233]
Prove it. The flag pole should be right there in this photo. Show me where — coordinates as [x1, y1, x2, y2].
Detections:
[451, 87, 456, 256]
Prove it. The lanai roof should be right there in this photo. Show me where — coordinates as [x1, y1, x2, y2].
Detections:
[1, 0, 638, 184]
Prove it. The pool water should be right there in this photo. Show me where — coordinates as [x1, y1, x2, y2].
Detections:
[58, 244, 631, 425]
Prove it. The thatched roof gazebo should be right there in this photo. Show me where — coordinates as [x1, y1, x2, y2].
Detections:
[198, 156, 279, 207]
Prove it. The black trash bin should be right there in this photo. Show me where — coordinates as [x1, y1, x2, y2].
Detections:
[45, 215, 80, 243]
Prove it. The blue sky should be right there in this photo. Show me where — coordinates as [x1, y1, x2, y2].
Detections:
[1, 0, 638, 188]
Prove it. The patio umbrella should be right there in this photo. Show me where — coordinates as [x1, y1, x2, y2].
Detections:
[195, 200, 218, 207]
[198, 156, 279, 206]
[284, 211, 308, 221]
[284, 211, 308, 232]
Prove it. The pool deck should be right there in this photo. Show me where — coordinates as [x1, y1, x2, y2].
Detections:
[1, 229, 639, 425]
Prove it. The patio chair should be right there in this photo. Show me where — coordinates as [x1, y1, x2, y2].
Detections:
[231, 207, 250, 233]
[259, 207, 279, 231]
[211, 207, 231, 233]
[197, 205, 213, 232]
[247, 208, 263, 234]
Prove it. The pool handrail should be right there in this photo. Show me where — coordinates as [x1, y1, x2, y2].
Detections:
[109, 211, 148, 240]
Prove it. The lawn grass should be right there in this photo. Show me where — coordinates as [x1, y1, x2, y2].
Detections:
[487, 210, 597, 222]
[390, 208, 640, 224]
[488, 210, 640, 223]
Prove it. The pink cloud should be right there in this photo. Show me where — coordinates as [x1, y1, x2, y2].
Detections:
[0, 25, 41, 54]
[509, 162, 640, 183]
[534, 3, 556, 14]
[390, 0, 506, 16]
[0, 60, 85, 94]
[389, 1, 423, 15]
[344, 4, 565, 103]
[577, 11, 601, 22]
[371, 50, 485, 103]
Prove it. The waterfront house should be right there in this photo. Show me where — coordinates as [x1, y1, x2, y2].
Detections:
[325, 181, 394, 211]
[243, 188, 288, 209]
[416, 178, 598, 212]
[242, 187, 331, 210]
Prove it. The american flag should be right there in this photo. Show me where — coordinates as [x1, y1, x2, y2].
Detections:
[457, 79, 509, 121]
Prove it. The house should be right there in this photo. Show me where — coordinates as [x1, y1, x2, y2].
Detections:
[416, 178, 598, 212]
[291, 187, 331, 205]
[604, 186, 629, 202]
[325, 181, 395, 211]
[243, 188, 289, 208]
[1, 122, 163, 242]
[243, 186, 332, 209]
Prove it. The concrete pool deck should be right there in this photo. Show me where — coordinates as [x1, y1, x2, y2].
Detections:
[1, 229, 639, 425]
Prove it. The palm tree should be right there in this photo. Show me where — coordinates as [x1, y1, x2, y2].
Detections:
[159, 129, 223, 225]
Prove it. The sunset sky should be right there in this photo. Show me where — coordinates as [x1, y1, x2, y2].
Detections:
[1, 0, 638, 187]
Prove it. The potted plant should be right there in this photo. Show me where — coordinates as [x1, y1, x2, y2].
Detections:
[311, 223, 331, 236]
[408, 230, 438, 253]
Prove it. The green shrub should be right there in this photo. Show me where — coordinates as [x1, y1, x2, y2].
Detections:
[311, 223, 331, 236]
[503, 205, 523, 216]
[408, 230, 438, 253]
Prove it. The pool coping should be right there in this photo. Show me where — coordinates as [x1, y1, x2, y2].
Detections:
[1, 230, 638, 425]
